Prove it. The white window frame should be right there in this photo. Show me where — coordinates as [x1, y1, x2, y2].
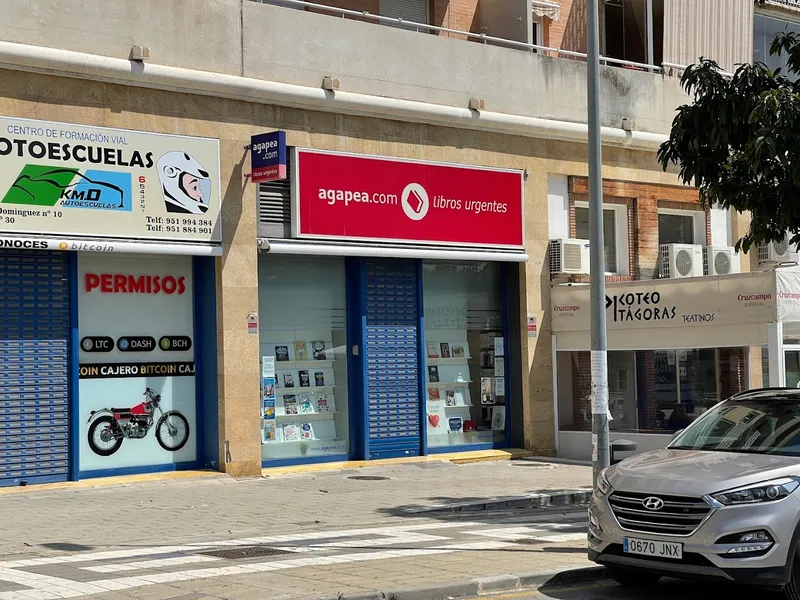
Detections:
[574, 202, 630, 276]
[657, 208, 706, 247]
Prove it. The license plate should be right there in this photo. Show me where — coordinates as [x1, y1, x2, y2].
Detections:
[623, 537, 683, 559]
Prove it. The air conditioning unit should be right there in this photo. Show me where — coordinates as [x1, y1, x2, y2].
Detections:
[660, 244, 703, 279]
[549, 238, 590, 275]
[758, 234, 800, 266]
[703, 246, 739, 276]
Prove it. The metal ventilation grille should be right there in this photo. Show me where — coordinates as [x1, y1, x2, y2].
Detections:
[660, 245, 671, 278]
[562, 243, 583, 271]
[714, 251, 731, 274]
[774, 237, 790, 257]
[257, 177, 290, 239]
[548, 240, 562, 274]
[676, 249, 694, 276]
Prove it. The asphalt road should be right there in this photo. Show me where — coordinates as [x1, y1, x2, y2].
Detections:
[479, 579, 785, 600]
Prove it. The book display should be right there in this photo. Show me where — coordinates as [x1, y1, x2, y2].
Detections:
[261, 334, 347, 456]
[422, 260, 507, 448]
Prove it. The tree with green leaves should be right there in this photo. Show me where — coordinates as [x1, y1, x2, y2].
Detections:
[658, 31, 800, 253]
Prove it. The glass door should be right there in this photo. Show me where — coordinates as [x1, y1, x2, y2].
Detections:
[785, 347, 800, 388]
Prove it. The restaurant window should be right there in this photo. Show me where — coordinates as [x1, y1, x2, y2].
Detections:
[557, 347, 747, 433]
[575, 206, 622, 274]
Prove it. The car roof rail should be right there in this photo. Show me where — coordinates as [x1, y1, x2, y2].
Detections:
[728, 387, 800, 400]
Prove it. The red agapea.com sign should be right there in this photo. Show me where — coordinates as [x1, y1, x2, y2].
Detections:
[292, 149, 524, 249]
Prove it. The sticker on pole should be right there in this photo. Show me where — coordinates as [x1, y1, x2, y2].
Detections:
[590, 350, 608, 415]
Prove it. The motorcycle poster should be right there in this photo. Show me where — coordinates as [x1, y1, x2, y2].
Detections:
[77, 253, 197, 473]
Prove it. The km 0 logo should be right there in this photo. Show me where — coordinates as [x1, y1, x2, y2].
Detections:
[1, 166, 132, 211]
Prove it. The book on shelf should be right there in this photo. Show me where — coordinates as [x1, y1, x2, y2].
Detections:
[284, 395, 298, 415]
[451, 343, 466, 359]
[315, 393, 331, 412]
[428, 388, 441, 401]
[275, 345, 290, 362]
[294, 341, 309, 361]
[311, 340, 327, 360]
[440, 342, 451, 358]
[298, 370, 311, 387]
[445, 389, 456, 406]
[283, 423, 300, 442]
[428, 365, 439, 383]
[299, 394, 314, 414]
[426, 342, 440, 359]
[315, 371, 325, 386]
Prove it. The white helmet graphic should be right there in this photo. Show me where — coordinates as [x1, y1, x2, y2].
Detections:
[157, 151, 212, 214]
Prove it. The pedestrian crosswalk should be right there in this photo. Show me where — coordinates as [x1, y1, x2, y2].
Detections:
[0, 509, 588, 599]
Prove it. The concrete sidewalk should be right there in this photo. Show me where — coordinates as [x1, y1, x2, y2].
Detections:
[0, 458, 596, 599]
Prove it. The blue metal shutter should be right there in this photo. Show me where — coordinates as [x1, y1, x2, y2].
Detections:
[0, 251, 70, 486]
[364, 259, 420, 459]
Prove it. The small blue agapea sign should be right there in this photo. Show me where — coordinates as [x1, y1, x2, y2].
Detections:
[250, 131, 287, 183]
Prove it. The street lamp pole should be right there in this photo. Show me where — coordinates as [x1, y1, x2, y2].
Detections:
[587, 0, 610, 485]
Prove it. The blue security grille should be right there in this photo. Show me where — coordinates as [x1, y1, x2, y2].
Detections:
[0, 251, 70, 486]
[364, 259, 420, 459]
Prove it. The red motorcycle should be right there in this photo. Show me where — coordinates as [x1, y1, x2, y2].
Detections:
[87, 387, 190, 456]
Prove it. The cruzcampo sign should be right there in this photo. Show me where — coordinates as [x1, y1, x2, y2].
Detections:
[0, 116, 221, 244]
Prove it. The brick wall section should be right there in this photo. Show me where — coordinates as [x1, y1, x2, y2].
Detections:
[547, 0, 587, 52]
[568, 177, 703, 280]
[432, 0, 481, 38]
[571, 351, 591, 431]
[636, 196, 659, 279]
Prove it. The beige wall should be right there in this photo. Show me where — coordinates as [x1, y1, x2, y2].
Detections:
[0, 66, 686, 468]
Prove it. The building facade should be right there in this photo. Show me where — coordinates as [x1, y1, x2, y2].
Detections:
[0, 0, 788, 484]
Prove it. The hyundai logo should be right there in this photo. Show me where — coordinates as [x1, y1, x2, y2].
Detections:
[642, 496, 665, 511]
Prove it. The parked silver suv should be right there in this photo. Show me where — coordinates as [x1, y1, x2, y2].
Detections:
[589, 388, 800, 598]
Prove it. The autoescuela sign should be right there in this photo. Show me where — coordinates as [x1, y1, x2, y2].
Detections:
[0, 116, 221, 243]
[292, 149, 524, 249]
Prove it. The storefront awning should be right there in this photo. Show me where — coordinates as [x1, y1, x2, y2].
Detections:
[532, 0, 560, 20]
[550, 269, 800, 351]
[261, 238, 528, 262]
[0, 234, 222, 256]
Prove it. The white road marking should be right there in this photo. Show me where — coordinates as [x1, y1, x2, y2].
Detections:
[80, 555, 218, 573]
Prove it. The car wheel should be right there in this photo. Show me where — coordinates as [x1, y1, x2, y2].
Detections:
[787, 549, 800, 600]
[608, 567, 662, 587]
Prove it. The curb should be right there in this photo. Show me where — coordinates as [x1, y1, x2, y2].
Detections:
[317, 566, 607, 600]
[402, 488, 593, 514]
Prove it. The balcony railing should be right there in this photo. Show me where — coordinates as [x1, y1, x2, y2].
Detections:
[254, 0, 665, 73]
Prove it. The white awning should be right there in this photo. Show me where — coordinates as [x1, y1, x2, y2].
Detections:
[532, 0, 560, 20]
[260, 239, 528, 262]
[0, 234, 222, 256]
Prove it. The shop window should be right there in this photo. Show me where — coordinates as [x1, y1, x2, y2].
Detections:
[422, 261, 506, 447]
[754, 13, 800, 79]
[258, 256, 350, 461]
[575, 206, 624, 274]
[557, 347, 747, 434]
[658, 211, 704, 246]
[603, 0, 664, 67]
